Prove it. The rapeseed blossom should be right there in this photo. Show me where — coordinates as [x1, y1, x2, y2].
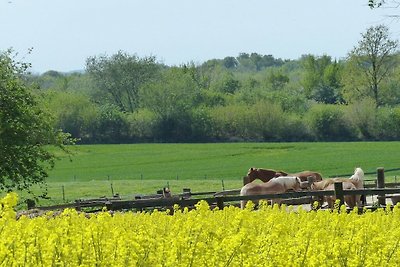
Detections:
[0, 194, 400, 266]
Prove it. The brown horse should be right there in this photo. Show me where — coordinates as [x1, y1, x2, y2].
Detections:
[240, 176, 303, 209]
[246, 168, 284, 183]
[246, 167, 323, 183]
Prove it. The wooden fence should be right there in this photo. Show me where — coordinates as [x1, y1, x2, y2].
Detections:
[34, 167, 400, 213]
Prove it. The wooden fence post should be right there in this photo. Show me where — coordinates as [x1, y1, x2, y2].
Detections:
[216, 197, 224, 210]
[377, 167, 385, 206]
[334, 182, 344, 208]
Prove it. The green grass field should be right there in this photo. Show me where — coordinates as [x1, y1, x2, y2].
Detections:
[29, 142, 400, 206]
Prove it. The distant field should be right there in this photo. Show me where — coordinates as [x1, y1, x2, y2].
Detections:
[49, 142, 400, 181]
[37, 142, 400, 205]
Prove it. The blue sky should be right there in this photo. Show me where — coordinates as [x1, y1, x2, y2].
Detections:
[1, 0, 399, 73]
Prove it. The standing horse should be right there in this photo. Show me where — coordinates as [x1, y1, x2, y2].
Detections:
[323, 182, 357, 208]
[240, 176, 302, 209]
[311, 167, 364, 208]
[246, 168, 284, 183]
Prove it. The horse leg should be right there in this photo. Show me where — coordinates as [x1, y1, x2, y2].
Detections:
[271, 198, 282, 207]
[345, 195, 356, 208]
[241, 200, 247, 209]
[325, 196, 334, 209]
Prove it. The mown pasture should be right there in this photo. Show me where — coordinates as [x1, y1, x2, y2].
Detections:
[35, 142, 400, 205]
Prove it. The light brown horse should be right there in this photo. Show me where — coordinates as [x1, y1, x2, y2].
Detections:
[240, 176, 303, 209]
[247, 167, 323, 183]
[323, 181, 357, 208]
[311, 167, 364, 208]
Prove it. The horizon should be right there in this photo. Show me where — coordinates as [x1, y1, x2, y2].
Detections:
[2, 0, 400, 74]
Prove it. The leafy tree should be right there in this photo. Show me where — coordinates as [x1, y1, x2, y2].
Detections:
[94, 104, 129, 143]
[211, 72, 241, 94]
[223, 56, 238, 69]
[300, 55, 342, 104]
[368, 0, 383, 7]
[346, 25, 398, 107]
[0, 50, 73, 200]
[44, 91, 98, 142]
[139, 68, 200, 141]
[266, 69, 289, 90]
[86, 51, 160, 112]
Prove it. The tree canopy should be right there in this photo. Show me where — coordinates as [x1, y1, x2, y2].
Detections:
[346, 25, 398, 106]
[0, 50, 74, 201]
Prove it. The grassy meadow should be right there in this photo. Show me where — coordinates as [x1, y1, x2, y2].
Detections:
[29, 141, 400, 206]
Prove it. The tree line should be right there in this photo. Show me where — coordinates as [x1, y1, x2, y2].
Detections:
[1, 23, 399, 200]
[23, 25, 400, 143]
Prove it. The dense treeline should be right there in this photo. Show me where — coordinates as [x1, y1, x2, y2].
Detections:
[27, 25, 400, 143]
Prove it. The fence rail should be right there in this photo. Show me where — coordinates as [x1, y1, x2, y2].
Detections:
[34, 168, 400, 213]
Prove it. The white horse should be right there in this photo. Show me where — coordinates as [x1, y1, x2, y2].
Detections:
[240, 176, 303, 209]
[349, 167, 364, 189]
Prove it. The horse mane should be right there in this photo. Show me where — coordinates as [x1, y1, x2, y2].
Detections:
[349, 167, 364, 188]
[350, 167, 364, 182]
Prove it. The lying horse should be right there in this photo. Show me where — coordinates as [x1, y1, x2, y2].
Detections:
[311, 167, 364, 208]
[246, 167, 323, 183]
[240, 176, 303, 209]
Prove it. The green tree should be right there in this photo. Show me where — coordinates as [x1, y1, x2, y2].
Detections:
[139, 68, 200, 141]
[44, 91, 98, 142]
[0, 50, 73, 200]
[300, 55, 342, 104]
[223, 56, 238, 69]
[346, 25, 398, 107]
[86, 51, 160, 112]
[266, 69, 289, 90]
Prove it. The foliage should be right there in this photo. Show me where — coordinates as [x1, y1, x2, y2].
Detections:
[0, 50, 74, 200]
[375, 106, 400, 140]
[94, 104, 129, 143]
[300, 55, 343, 104]
[344, 98, 378, 139]
[43, 90, 98, 142]
[139, 68, 200, 141]
[86, 51, 160, 112]
[305, 104, 356, 141]
[3, 194, 400, 265]
[346, 25, 398, 107]
[27, 41, 400, 143]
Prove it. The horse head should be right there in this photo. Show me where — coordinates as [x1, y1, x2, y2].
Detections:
[247, 168, 281, 183]
[246, 167, 258, 183]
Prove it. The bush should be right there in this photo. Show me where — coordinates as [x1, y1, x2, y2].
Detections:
[306, 104, 356, 141]
[375, 106, 400, 140]
[209, 101, 292, 141]
[344, 98, 378, 140]
[93, 104, 129, 143]
[126, 109, 157, 142]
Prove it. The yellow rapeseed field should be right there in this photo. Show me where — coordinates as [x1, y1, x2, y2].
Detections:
[1, 193, 400, 266]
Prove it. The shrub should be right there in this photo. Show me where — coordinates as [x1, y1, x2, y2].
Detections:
[306, 104, 356, 141]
